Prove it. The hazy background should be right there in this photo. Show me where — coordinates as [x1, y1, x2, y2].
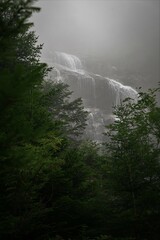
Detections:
[33, 0, 160, 87]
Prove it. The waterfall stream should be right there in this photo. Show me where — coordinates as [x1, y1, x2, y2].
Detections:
[54, 52, 83, 71]
[48, 52, 138, 141]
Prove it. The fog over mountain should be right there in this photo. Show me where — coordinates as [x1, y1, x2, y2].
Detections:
[33, 0, 159, 86]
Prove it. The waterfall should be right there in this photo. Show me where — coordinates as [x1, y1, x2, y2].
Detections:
[106, 77, 138, 105]
[47, 51, 138, 141]
[54, 52, 83, 71]
[52, 52, 138, 109]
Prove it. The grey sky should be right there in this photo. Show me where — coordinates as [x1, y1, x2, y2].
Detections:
[32, 0, 160, 75]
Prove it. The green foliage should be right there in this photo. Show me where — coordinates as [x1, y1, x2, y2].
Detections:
[104, 87, 160, 240]
[0, 1, 91, 240]
[0, 1, 64, 239]
[42, 80, 88, 139]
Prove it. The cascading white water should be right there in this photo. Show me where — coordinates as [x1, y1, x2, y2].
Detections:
[49, 51, 138, 141]
[106, 77, 138, 105]
[52, 52, 138, 105]
[54, 52, 83, 71]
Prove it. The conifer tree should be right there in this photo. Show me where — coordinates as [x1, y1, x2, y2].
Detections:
[0, 1, 89, 239]
[42, 81, 88, 139]
[0, 1, 57, 239]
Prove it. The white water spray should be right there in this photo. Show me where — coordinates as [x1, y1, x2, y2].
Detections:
[54, 52, 83, 71]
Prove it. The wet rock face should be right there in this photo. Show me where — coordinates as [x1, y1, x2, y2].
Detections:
[47, 52, 138, 142]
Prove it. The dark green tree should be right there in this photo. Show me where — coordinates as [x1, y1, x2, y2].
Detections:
[36, 140, 105, 239]
[0, 0, 50, 148]
[0, 1, 61, 239]
[42, 80, 88, 139]
[104, 87, 160, 240]
[0, 1, 89, 240]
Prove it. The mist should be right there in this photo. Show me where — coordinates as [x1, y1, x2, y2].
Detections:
[33, 0, 160, 84]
